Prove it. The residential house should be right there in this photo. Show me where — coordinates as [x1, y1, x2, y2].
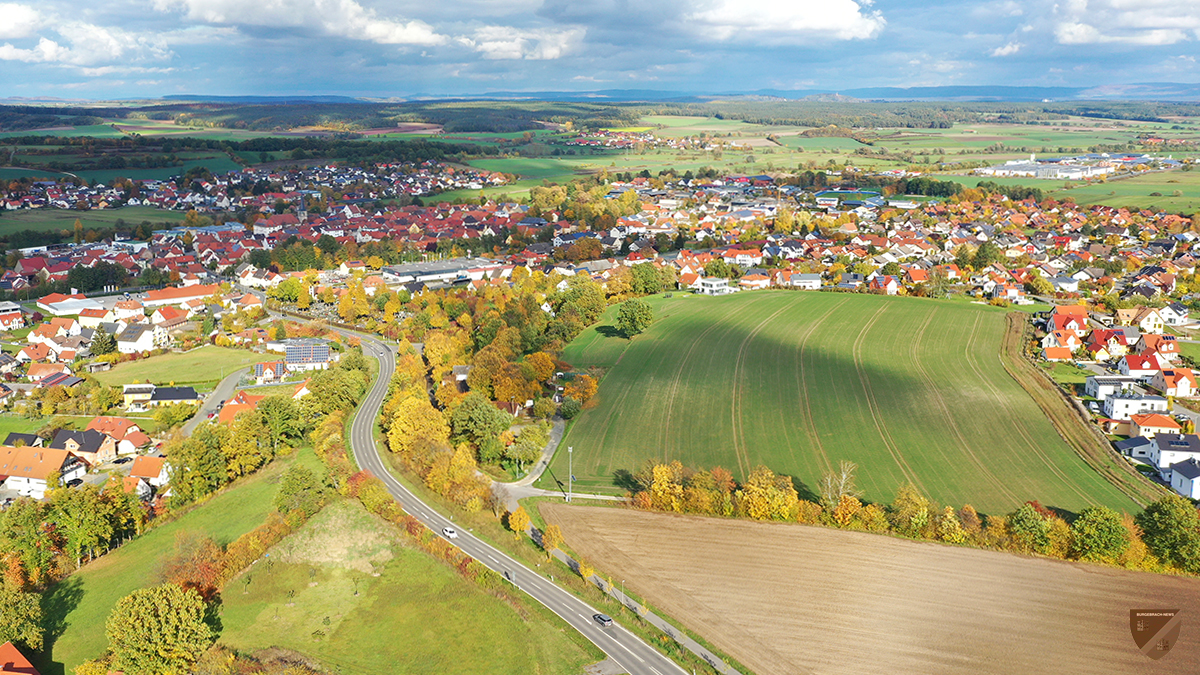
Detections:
[122, 384, 156, 409]
[738, 273, 771, 290]
[130, 455, 169, 488]
[26, 363, 70, 383]
[696, 277, 733, 296]
[1131, 413, 1182, 439]
[1151, 368, 1199, 398]
[253, 361, 289, 385]
[1114, 436, 1154, 461]
[1119, 353, 1164, 380]
[49, 429, 118, 465]
[85, 416, 150, 456]
[0, 311, 25, 332]
[1137, 334, 1180, 362]
[1042, 347, 1074, 362]
[869, 275, 899, 295]
[116, 323, 167, 354]
[1150, 433, 1200, 480]
[150, 306, 188, 329]
[0, 446, 86, 499]
[2, 433, 40, 447]
[1084, 375, 1140, 401]
[1102, 392, 1169, 421]
[148, 386, 200, 407]
[1122, 307, 1165, 334]
[1161, 302, 1191, 327]
[0, 641, 40, 674]
[1169, 457, 1200, 499]
[1040, 330, 1083, 351]
[0, 354, 18, 375]
[16, 343, 50, 364]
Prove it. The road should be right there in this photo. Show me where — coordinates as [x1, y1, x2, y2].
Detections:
[181, 366, 248, 437]
[343, 331, 690, 675]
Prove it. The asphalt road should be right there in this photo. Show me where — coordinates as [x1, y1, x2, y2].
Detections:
[345, 331, 688, 675]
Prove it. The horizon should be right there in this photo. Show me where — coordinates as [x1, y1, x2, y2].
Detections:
[1, 0, 1199, 99]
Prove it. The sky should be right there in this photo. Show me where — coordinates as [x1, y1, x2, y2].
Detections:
[0, 0, 1198, 99]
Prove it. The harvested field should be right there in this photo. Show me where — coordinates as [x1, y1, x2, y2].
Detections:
[545, 504, 1200, 675]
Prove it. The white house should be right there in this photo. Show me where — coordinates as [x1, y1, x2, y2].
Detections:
[1084, 375, 1141, 401]
[1102, 392, 1169, 421]
[0, 446, 86, 499]
[116, 323, 168, 354]
[130, 455, 169, 488]
[1151, 434, 1200, 480]
[1161, 302, 1191, 327]
[1170, 457, 1200, 499]
[696, 277, 734, 296]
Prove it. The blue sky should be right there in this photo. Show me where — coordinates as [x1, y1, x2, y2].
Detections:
[0, 0, 1197, 99]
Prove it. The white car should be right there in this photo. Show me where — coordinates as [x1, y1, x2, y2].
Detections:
[442, 526, 458, 539]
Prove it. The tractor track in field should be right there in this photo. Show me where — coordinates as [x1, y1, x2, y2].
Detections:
[794, 297, 851, 476]
[661, 295, 768, 461]
[730, 301, 795, 477]
[852, 303, 926, 492]
[962, 313, 1103, 509]
[909, 309, 1021, 505]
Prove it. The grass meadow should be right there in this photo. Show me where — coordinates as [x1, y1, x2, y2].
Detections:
[218, 499, 603, 675]
[543, 292, 1141, 515]
[92, 346, 260, 389]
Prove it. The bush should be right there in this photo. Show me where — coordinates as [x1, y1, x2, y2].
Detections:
[559, 397, 581, 420]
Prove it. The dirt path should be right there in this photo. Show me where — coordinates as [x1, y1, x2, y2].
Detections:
[545, 504, 1200, 675]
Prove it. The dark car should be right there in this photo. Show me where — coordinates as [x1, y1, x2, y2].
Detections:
[66, 478, 83, 488]
[113, 457, 133, 465]
[593, 613, 613, 627]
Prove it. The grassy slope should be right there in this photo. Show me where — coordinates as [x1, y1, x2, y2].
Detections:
[0, 206, 188, 236]
[36, 450, 315, 674]
[92, 346, 259, 388]
[218, 499, 601, 675]
[543, 292, 1140, 515]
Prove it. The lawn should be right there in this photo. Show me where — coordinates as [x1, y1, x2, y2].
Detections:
[0, 206, 187, 237]
[0, 415, 45, 439]
[218, 499, 602, 675]
[35, 450, 311, 674]
[541, 291, 1141, 515]
[91, 346, 260, 389]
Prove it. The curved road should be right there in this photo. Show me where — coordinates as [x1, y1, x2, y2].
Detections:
[346, 332, 688, 675]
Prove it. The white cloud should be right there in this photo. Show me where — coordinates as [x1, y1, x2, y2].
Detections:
[991, 41, 1022, 56]
[0, 22, 171, 66]
[465, 26, 584, 60]
[1054, 0, 1200, 45]
[688, 0, 885, 41]
[153, 0, 446, 46]
[0, 3, 42, 39]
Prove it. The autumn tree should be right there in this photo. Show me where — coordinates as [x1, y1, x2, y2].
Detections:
[507, 506, 530, 539]
[49, 484, 113, 568]
[888, 484, 930, 538]
[0, 580, 43, 651]
[106, 584, 214, 675]
[388, 397, 450, 456]
[157, 532, 224, 602]
[565, 375, 597, 404]
[526, 351, 557, 383]
[541, 524, 563, 560]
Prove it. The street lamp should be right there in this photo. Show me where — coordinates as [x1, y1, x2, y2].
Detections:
[567, 446, 572, 503]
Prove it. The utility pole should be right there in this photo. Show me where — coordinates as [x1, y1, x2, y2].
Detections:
[567, 446, 573, 503]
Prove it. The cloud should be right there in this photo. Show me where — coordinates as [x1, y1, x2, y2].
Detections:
[0, 23, 170, 66]
[1054, 0, 1200, 45]
[688, 0, 885, 41]
[991, 41, 1022, 56]
[0, 3, 42, 39]
[464, 26, 584, 60]
[152, 0, 446, 46]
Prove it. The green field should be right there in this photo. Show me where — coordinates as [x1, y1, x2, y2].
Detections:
[92, 346, 258, 388]
[0, 206, 187, 236]
[542, 292, 1141, 515]
[36, 450, 310, 674]
[219, 499, 601, 675]
[0, 415, 44, 439]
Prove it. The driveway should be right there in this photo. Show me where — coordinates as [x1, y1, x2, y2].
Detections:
[181, 366, 248, 436]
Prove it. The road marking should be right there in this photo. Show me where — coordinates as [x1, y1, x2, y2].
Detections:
[488, 555, 499, 563]
[613, 639, 644, 662]
[650, 668, 662, 675]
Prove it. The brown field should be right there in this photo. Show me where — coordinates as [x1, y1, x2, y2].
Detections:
[543, 504, 1200, 675]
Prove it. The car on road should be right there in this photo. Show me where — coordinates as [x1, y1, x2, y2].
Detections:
[593, 613, 613, 627]
[207, 412, 217, 419]
[442, 526, 458, 539]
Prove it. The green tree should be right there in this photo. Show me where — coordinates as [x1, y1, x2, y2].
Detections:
[880, 261, 901, 277]
[274, 464, 327, 517]
[616, 298, 654, 337]
[91, 328, 116, 355]
[0, 498, 54, 585]
[256, 395, 301, 451]
[106, 584, 214, 675]
[888, 484, 929, 538]
[631, 263, 663, 296]
[449, 392, 511, 447]
[559, 397, 581, 419]
[0, 580, 43, 651]
[1008, 503, 1050, 554]
[1070, 506, 1130, 562]
[49, 484, 113, 568]
[1137, 495, 1200, 572]
[223, 411, 270, 478]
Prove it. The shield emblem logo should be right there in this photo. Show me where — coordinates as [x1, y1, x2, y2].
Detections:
[1130, 609, 1181, 660]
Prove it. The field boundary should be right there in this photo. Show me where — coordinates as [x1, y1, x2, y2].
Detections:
[998, 312, 1164, 508]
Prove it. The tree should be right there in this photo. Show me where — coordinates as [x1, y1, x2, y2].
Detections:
[274, 464, 327, 517]
[449, 393, 511, 448]
[565, 375, 597, 404]
[1025, 274, 1053, 296]
[616, 298, 653, 337]
[631, 264, 663, 296]
[388, 397, 450, 456]
[889, 484, 929, 538]
[49, 484, 113, 568]
[157, 532, 223, 602]
[526, 351, 557, 383]
[153, 404, 196, 430]
[0, 498, 54, 585]
[1071, 506, 1130, 562]
[818, 460, 861, 510]
[541, 524, 563, 559]
[106, 584, 214, 675]
[1008, 503, 1050, 554]
[1137, 495, 1200, 572]
[91, 328, 116, 355]
[0, 580, 43, 651]
[256, 395, 301, 451]
[223, 411, 270, 478]
[559, 397, 582, 419]
[507, 506, 530, 539]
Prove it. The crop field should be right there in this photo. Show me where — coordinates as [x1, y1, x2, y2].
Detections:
[219, 499, 601, 675]
[0, 205, 187, 236]
[545, 504, 1200, 675]
[543, 292, 1142, 514]
[92, 346, 259, 389]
